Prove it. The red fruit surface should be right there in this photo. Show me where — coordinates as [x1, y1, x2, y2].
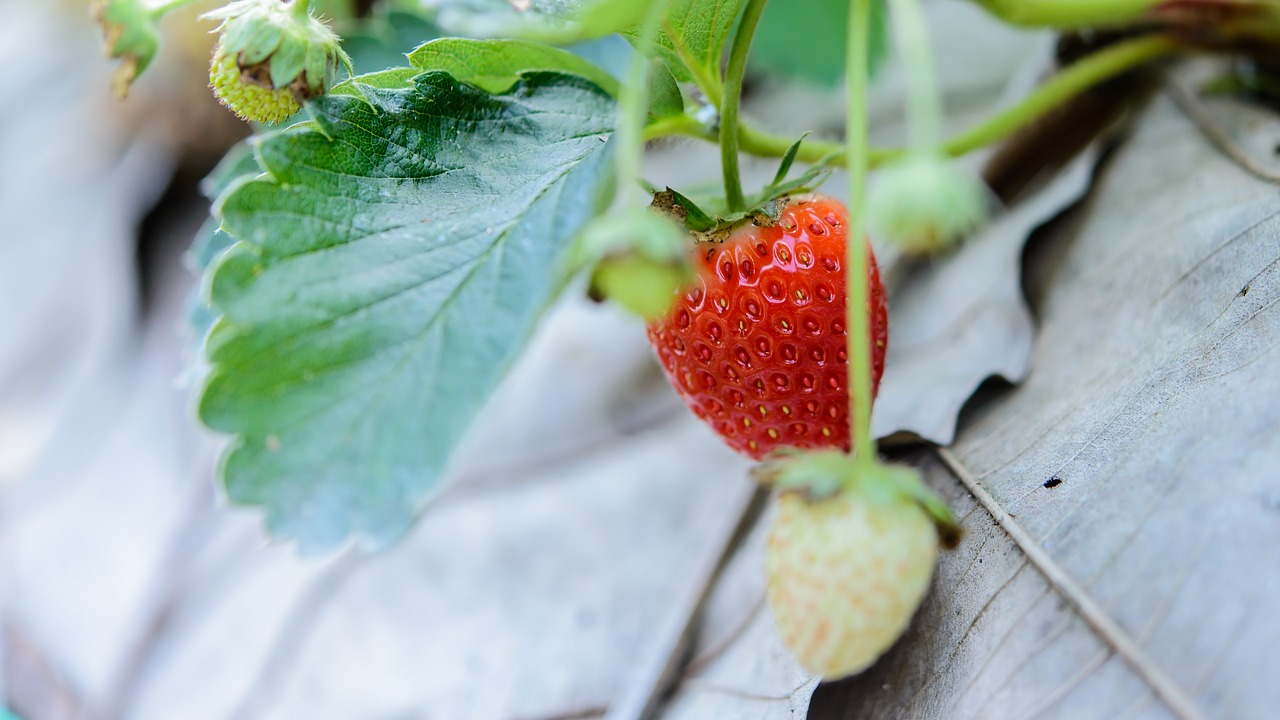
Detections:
[646, 196, 888, 460]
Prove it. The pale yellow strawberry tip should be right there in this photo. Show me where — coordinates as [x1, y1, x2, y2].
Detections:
[209, 43, 302, 125]
[766, 488, 939, 679]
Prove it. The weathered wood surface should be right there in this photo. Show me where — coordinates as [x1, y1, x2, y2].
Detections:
[810, 90, 1280, 720]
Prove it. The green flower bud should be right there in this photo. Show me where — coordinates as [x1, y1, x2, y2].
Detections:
[202, 0, 352, 124]
[868, 154, 989, 256]
[93, 0, 161, 98]
[580, 209, 693, 321]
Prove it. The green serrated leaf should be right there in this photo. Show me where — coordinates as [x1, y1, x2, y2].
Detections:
[637, 0, 746, 85]
[647, 58, 685, 119]
[200, 140, 261, 202]
[407, 38, 619, 95]
[332, 67, 423, 94]
[426, 0, 649, 43]
[188, 141, 263, 342]
[752, 0, 888, 85]
[199, 71, 616, 551]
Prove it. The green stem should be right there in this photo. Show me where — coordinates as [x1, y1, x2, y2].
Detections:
[616, 2, 672, 195]
[970, 0, 1158, 27]
[148, 0, 201, 16]
[845, 0, 875, 469]
[942, 34, 1176, 155]
[885, 0, 941, 150]
[646, 34, 1179, 167]
[643, 114, 716, 143]
[719, 0, 769, 213]
[292, 0, 314, 19]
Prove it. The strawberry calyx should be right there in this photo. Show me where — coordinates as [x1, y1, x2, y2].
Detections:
[752, 450, 962, 549]
[650, 134, 843, 244]
[202, 0, 354, 123]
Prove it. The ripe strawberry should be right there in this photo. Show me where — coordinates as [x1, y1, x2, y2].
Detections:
[645, 195, 887, 460]
[767, 473, 939, 678]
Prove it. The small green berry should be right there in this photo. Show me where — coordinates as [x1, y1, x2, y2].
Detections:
[869, 153, 989, 255]
[209, 41, 302, 124]
[202, 0, 352, 124]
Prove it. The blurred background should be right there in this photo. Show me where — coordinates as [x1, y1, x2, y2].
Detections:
[9, 1, 1278, 719]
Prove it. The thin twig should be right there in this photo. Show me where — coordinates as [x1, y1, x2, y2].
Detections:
[230, 550, 368, 719]
[679, 676, 815, 703]
[1165, 73, 1280, 183]
[507, 590, 768, 720]
[102, 485, 218, 720]
[934, 447, 1207, 720]
[603, 484, 770, 720]
[514, 706, 607, 720]
[4, 618, 85, 720]
[683, 592, 766, 677]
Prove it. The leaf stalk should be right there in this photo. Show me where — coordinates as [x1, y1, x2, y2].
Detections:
[649, 34, 1181, 168]
[845, 0, 875, 469]
[719, 0, 770, 213]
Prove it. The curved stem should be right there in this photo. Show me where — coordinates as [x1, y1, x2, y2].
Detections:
[720, 0, 769, 213]
[970, 0, 1158, 27]
[845, 0, 875, 469]
[291, 0, 313, 19]
[149, 0, 201, 16]
[616, 1, 673, 196]
[647, 35, 1181, 168]
[643, 114, 716, 143]
[886, 0, 941, 150]
[942, 34, 1176, 155]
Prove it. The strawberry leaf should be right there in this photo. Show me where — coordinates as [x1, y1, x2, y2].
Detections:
[640, 0, 747, 85]
[187, 141, 261, 341]
[198, 71, 616, 551]
[406, 38, 621, 95]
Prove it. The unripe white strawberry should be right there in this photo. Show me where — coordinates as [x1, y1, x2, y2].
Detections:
[756, 453, 956, 679]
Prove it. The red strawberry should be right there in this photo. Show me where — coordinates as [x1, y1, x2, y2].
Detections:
[646, 195, 888, 460]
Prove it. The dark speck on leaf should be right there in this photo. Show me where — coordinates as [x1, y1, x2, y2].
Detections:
[1044, 475, 1063, 489]
[1240, 283, 1251, 297]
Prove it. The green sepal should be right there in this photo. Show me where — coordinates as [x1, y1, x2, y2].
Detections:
[751, 449, 853, 501]
[268, 32, 309, 89]
[229, 16, 286, 66]
[653, 187, 717, 233]
[752, 450, 962, 549]
[303, 39, 334, 90]
[771, 133, 811, 188]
